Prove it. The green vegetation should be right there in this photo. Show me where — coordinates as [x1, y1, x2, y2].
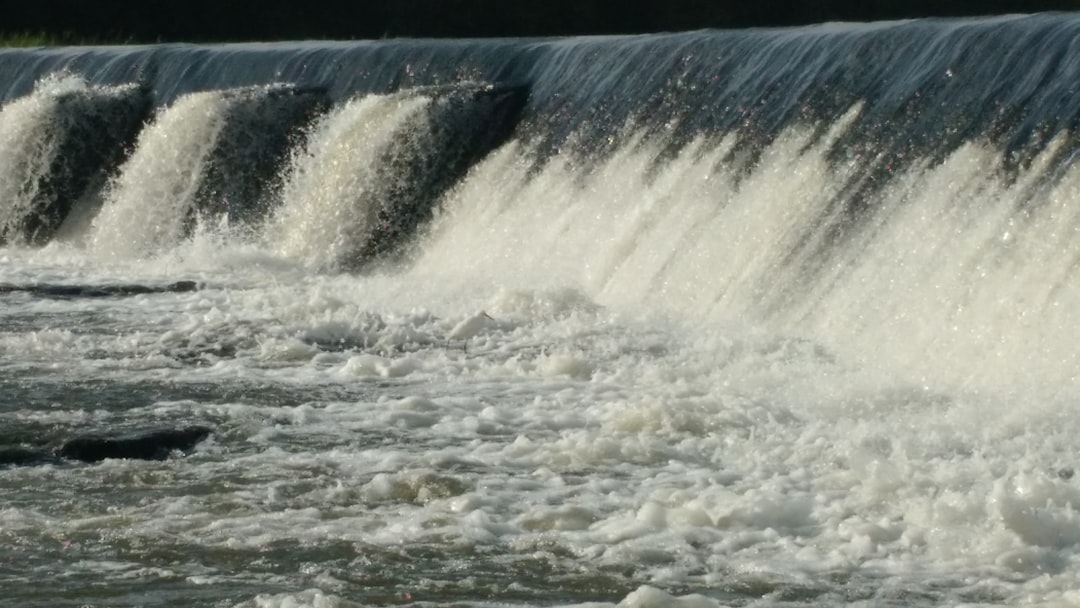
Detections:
[0, 31, 133, 48]
[0, 32, 62, 47]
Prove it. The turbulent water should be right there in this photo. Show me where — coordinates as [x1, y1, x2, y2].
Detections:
[5, 13, 1080, 608]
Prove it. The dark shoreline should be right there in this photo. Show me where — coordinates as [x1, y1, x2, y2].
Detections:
[4, 0, 1080, 44]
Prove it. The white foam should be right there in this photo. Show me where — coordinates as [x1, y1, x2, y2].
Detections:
[90, 91, 233, 259]
[413, 110, 1080, 393]
[8, 104, 1080, 605]
[0, 74, 89, 241]
[233, 589, 352, 608]
[267, 94, 431, 270]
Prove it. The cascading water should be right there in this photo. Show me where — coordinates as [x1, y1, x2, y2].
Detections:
[269, 84, 525, 270]
[0, 74, 86, 242]
[90, 85, 327, 259]
[89, 90, 234, 258]
[4, 13, 1080, 608]
[268, 93, 434, 269]
[0, 73, 149, 245]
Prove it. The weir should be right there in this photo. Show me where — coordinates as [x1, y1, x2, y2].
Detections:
[1, 14, 1080, 383]
[0, 18, 1076, 245]
[87, 85, 329, 258]
[10, 17, 1080, 607]
[0, 75, 151, 245]
[193, 86, 329, 227]
[0, 17, 1076, 245]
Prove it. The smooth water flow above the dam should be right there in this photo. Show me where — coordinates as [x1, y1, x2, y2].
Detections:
[4, 13, 1080, 607]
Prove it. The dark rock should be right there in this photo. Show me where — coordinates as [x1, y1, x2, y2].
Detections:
[0, 280, 199, 298]
[0, 447, 56, 467]
[56, 426, 213, 463]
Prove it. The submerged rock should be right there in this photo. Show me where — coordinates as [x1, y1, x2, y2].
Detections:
[0, 426, 213, 467]
[57, 426, 213, 463]
[0, 446, 55, 467]
[0, 280, 198, 298]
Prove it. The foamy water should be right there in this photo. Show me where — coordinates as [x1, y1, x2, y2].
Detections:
[4, 20, 1080, 606]
[4, 114, 1080, 607]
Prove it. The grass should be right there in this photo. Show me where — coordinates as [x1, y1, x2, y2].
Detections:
[0, 31, 136, 48]
[0, 32, 60, 47]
